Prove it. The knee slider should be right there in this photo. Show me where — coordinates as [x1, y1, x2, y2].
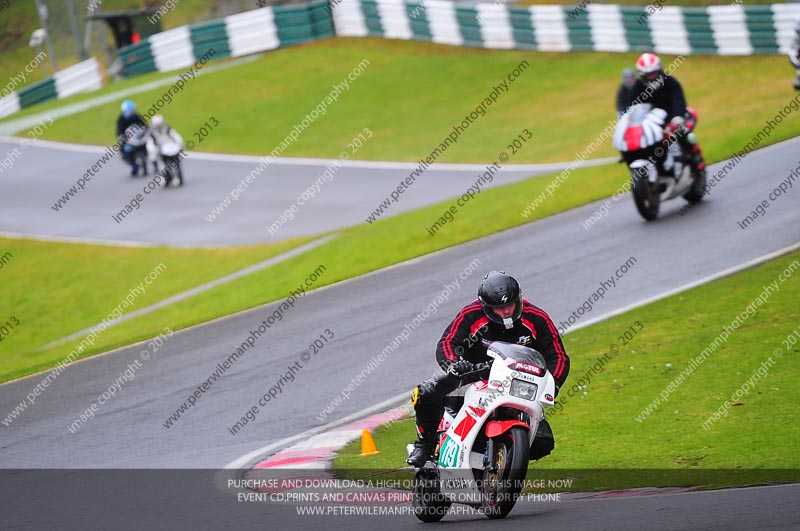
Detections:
[410, 380, 438, 406]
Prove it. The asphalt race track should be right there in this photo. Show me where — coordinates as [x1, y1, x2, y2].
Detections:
[1, 136, 799, 529]
[0, 137, 608, 246]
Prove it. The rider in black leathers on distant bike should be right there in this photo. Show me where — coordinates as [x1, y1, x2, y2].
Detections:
[621, 52, 706, 179]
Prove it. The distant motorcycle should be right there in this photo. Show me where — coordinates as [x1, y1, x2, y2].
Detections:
[147, 117, 185, 188]
[407, 341, 557, 522]
[612, 104, 706, 220]
[121, 124, 149, 177]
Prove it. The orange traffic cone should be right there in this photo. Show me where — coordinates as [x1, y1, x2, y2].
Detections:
[359, 429, 379, 456]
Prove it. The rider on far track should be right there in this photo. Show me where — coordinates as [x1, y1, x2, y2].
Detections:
[622, 53, 706, 180]
[116, 100, 149, 176]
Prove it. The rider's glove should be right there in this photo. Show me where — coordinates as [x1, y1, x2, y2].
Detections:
[123, 144, 133, 153]
[447, 359, 474, 377]
[667, 116, 685, 133]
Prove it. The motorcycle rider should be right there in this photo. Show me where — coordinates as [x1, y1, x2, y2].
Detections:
[147, 114, 185, 186]
[624, 52, 706, 178]
[406, 271, 570, 467]
[616, 68, 637, 116]
[116, 100, 148, 176]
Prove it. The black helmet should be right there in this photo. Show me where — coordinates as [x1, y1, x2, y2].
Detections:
[478, 271, 522, 329]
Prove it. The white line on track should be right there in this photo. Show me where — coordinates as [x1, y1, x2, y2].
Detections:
[0, 230, 183, 248]
[0, 135, 617, 171]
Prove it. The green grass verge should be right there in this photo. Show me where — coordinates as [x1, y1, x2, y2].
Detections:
[8, 38, 800, 166]
[0, 0, 223, 92]
[0, 236, 313, 382]
[332, 251, 800, 491]
[0, 55, 258, 126]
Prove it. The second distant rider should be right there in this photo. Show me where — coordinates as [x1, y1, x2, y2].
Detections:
[116, 100, 148, 176]
[615, 68, 637, 117]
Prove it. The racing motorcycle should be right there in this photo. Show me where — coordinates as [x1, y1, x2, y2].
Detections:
[121, 124, 149, 177]
[612, 104, 706, 221]
[407, 341, 556, 522]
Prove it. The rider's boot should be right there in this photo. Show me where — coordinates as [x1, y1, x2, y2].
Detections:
[407, 424, 436, 467]
[681, 130, 705, 180]
[407, 383, 439, 469]
[529, 419, 555, 460]
[689, 143, 706, 179]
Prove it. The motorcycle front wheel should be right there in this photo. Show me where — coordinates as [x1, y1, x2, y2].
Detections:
[162, 156, 183, 187]
[412, 469, 451, 523]
[481, 426, 529, 519]
[631, 167, 660, 221]
[174, 162, 183, 187]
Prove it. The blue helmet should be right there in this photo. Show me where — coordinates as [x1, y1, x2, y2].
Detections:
[121, 100, 136, 117]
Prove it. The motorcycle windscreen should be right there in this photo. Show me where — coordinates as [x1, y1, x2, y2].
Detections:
[613, 104, 666, 151]
[487, 342, 547, 375]
[160, 141, 182, 157]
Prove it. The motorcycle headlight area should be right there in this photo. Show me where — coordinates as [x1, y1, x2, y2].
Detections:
[509, 379, 538, 401]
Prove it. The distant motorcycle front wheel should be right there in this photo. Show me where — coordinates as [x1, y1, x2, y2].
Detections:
[631, 166, 660, 221]
[162, 155, 183, 187]
[481, 426, 529, 519]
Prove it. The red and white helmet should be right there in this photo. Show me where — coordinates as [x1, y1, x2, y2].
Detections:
[636, 52, 662, 83]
